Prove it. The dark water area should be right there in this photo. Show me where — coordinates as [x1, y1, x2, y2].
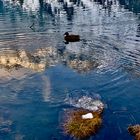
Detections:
[0, 0, 140, 140]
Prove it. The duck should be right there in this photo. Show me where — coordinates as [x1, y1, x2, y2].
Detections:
[64, 32, 80, 42]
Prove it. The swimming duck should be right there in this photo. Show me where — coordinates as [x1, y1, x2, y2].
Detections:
[64, 32, 80, 42]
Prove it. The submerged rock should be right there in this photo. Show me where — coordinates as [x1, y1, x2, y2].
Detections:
[63, 96, 104, 139]
[63, 109, 102, 139]
[128, 125, 140, 140]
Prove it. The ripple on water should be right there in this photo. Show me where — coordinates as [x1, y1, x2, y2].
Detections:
[0, 0, 140, 140]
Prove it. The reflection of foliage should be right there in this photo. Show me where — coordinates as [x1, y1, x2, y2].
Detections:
[118, 0, 140, 13]
[94, 0, 140, 14]
[63, 109, 103, 139]
[17, 0, 24, 6]
[137, 24, 140, 37]
[43, 0, 85, 20]
[63, 3, 74, 20]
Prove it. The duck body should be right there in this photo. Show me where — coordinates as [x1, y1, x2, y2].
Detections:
[64, 32, 80, 42]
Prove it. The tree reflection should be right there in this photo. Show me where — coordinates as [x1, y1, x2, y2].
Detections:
[0, 0, 4, 13]
[2, 0, 140, 14]
[118, 0, 140, 14]
[1, 0, 86, 21]
[16, 0, 24, 6]
[137, 24, 140, 37]
[1, 0, 140, 24]
[63, 2, 74, 20]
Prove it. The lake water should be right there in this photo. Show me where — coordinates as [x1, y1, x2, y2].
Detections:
[0, 0, 140, 140]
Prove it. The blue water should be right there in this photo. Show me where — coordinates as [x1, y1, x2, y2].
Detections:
[0, 0, 140, 140]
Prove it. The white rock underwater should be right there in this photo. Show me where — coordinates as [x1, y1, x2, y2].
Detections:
[82, 113, 94, 119]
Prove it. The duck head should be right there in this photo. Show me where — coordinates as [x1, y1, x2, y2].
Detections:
[64, 32, 69, 36]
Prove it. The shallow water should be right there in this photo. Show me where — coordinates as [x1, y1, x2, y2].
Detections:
[0, 0, 140, 139]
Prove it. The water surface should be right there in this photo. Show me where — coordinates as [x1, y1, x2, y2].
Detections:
[0, 0, 140, 139]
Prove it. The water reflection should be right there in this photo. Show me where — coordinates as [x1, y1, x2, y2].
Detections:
[2, 0, 140, 16]
[0, 0, 140, 95]
[0, 46, 99, 75]
[0, 44, 113, 105]
[22, 0, 39, 12]
[137, 24, 140, 37]
[118, 0, 140, 13]
[0, 0, 140, 139]
[0, 0, 87, 21]
[0, 48, 46, 72]
[42, 75, 51, 102]
[0, 1, 4, 13]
